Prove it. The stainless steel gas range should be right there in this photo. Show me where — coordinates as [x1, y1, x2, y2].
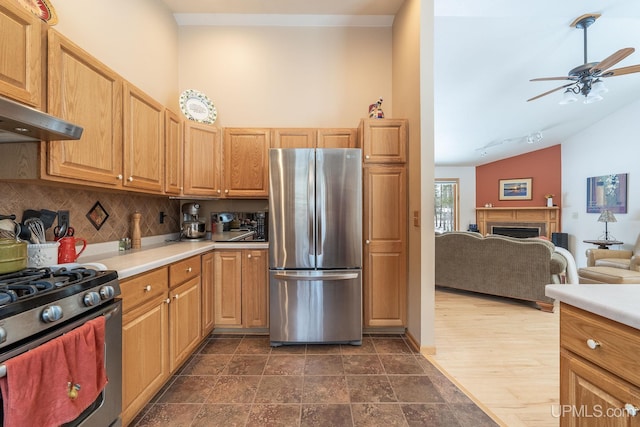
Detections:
[0, 266, 122, 427]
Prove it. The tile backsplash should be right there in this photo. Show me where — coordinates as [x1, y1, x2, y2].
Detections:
[2, 182, 180, 243]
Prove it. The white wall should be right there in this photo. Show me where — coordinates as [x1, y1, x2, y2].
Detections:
[178, 25, 392, 127]
[435, 166, 476, 231]
[562, 99, 640, 268]
[52, 0, 179, 107]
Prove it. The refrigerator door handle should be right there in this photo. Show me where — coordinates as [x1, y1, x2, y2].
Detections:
[307, 153, 316, 259]
[273, 272, 359, 281]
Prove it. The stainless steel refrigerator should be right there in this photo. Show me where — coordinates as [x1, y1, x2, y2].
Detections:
[269, 148, 362, 346]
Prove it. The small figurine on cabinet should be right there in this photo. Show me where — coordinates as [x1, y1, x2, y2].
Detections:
[368, 97, 385, 118]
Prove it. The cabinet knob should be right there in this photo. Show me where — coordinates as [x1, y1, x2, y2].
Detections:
[116, 174, 123, 180]
[586, 338, 600, 350]
[225, 189, 229, 194]
[144, 285, 152, 292]
[128, 176, 133, 182]
[165, 298, 171, 304]
[365, 155, 370, 159]
[365, 240, 370, 245]
[174, 294, 179, 300]
[625, 403, 639, 417]
[186, 267, 192, 273]
[217, 189, 221, 194]
[247, 254, 252, 258]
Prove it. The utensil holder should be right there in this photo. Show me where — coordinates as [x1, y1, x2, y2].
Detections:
[27, 242, 60, 268]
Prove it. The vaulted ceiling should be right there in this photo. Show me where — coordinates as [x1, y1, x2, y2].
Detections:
[161, 0, 640, 166]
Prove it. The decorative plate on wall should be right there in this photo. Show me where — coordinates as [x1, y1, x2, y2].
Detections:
[17, 0, 58, 25]
[179, 89, 217, 124]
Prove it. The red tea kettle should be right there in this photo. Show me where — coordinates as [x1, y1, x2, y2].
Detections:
[57, 236, 87, 264]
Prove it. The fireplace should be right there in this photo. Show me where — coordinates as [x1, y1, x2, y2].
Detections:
[475, 207, 560, 239]
[491, 226, 540, 238]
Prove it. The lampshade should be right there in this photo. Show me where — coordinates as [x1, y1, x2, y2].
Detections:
[591, 79, 609, 95]
[597, 210, 617, 223]
[559, 89, 578, 104]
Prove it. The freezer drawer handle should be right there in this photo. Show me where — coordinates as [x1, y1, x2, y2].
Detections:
[273, 272, 359, 281]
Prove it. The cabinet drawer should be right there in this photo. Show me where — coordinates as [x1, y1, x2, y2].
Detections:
[169, 256, 201, 288]
[120, 267, 168, 312]
[561, 303, 640, 386]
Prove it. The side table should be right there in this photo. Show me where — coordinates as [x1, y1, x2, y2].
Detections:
[583, 239, 623, 249]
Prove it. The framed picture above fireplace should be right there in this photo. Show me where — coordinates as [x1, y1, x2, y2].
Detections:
[499, 178, 532, 200]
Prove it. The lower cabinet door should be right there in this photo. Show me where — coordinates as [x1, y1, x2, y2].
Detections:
[169, 277, 202, 372]
[122, 296, 169, 426]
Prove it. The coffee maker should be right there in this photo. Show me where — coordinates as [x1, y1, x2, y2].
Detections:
[181, 203, 206, 240]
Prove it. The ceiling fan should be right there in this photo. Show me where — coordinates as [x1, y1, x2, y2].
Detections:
[527, 13, 640, 103]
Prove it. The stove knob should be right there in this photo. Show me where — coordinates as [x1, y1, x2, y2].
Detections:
[0, 327, 6, 344]
[42, 305, 63, 323]
[99, 286, 115, 300]
[83, 291, 101, 307]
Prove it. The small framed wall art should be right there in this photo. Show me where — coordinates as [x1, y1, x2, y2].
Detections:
[499, 178, 532, 200]
[86, 201, 109, 230]
[586, 173, 628, 213]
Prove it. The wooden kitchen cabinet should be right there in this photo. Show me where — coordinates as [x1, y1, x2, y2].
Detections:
[241, 249, 269, 328]
[121, 267, 170, 426]
[360, 118, 407, 164]
[183, 121, 222, 197]
[214, 249, 268, 328]
[223, 128, 270, 198]
[47, 29, 124, 187]
[168, 276, 201, 372]
[0, 0, 42, 107]
[201, 252, 215, 338]
[271, 128, 316, 148]
[271, 128, 357, 149]
[361, 118, 408, 328]
[164, 109, 183, 195]
[123, 82, 165, 192]
[317, 128, 358, 148]
[559, 303, 640, 427]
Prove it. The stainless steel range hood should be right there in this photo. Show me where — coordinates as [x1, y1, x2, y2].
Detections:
[0, 95, 83, 143]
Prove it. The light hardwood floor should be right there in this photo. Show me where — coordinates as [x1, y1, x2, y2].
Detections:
[426, 288, 560, 427]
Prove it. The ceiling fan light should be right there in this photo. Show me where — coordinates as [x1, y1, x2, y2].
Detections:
[584, 92, 604, 104]
[559, 89, 578, 104]
[591, 79, 608, 95]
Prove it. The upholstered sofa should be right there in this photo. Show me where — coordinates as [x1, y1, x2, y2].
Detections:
[435, 232, 568, 312]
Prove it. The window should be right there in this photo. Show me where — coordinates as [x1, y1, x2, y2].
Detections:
[434, 179, 459, 232]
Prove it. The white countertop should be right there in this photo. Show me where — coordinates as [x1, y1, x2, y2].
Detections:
[546, 284, 640, 330]
[79, 238, 268, 280]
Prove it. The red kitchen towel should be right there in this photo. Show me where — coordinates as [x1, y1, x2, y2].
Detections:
[0, 316, 107, 427]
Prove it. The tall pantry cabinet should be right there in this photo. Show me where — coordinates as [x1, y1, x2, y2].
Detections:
[360, 119, 408, 328]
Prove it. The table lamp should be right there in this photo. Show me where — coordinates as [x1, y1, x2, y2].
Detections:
[597, 209, 617, 241]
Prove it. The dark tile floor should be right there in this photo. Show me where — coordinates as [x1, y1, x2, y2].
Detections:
[131, 334, 498, 427]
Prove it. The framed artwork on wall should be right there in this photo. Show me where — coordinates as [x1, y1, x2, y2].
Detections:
[499, 178, 532, 200]
[586, 173, 628, 213]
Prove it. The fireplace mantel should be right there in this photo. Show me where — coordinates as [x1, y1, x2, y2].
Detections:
[475, 207, 560, 239]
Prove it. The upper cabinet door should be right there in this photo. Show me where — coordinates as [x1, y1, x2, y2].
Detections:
[0, 1, 42, 107]
[164, 109, 183, 195]
[183, 121, 222, 197]
[223, 128, 270, 198]
[271, 128, 316, 148]
[47, 29, 123, 186]
[360, 119, 407, 164]
[317, 128, 357, 149]
[123, 82, 164, 192]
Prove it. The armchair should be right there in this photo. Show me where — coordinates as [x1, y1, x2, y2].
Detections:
[586, 234, 640, 271]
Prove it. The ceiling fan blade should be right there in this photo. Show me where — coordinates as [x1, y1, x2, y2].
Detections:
[602, 64, 640, 77]
[530, 76, 575, 82]
[591, 48, 635, 74]
[527, 83, 574, 102]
